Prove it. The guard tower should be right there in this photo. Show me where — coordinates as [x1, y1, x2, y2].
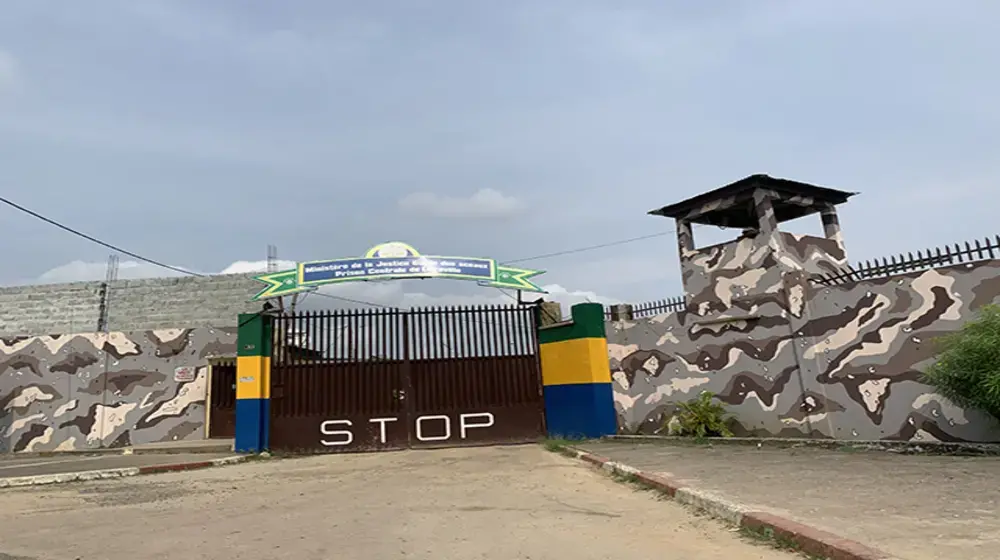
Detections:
[649, 174, 856, 315]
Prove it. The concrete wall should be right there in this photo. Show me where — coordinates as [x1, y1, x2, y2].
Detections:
[0, 282, 105, 338]
[0, 274, 262, 337]
[0, 327, 237, 452]
[607, 261, 1000, 443]
[608, 297, 799, 437]
[105, 275, 261, 331]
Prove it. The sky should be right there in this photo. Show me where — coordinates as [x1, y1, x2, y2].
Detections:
[1, 1, 998, 310]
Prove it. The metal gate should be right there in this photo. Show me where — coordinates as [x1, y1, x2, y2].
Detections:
[269, 304, 545, 452]
[208, 361, 237, 438]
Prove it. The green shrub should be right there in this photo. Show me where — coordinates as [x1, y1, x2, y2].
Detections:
[923, 304, 1000, 421]
[668, 391, 734, 438]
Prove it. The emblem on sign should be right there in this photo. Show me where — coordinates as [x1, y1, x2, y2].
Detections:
[251, 242, 545, 301]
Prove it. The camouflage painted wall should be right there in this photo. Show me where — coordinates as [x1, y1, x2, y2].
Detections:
[0, 327, 236, 452]
[608, 261, 1000, 443]
[676, 186, 849, 317]
[680, 231, 847, 317]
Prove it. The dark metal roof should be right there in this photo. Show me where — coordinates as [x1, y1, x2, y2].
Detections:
[647, 174, 857, 228]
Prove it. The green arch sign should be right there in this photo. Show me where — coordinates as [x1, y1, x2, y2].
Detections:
[252, 242, 545, 301]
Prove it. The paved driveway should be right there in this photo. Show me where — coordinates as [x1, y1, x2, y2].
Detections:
[581, 440, 1000, 560]
[0, 445, 796, 560]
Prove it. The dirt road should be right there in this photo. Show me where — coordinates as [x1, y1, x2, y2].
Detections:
[0, 445, 796, 560]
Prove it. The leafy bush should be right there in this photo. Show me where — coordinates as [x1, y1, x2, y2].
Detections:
[922, 304, 1000, 421]
[667, 391, 734, 438]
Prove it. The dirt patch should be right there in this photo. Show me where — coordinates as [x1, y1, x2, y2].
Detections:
[75, 481, 194, 507]
[0, 446, 799, 560]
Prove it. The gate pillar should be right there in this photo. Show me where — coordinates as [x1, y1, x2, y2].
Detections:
[235, 312, 272, 453]
[537, 303, 617, 439]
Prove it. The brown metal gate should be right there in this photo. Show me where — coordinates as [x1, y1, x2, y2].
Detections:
[269, 304, 545, 452]
[209, 361, 237, 438]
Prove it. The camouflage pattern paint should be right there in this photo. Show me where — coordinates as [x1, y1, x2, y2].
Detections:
[608, 260, 1000, 442]
[679, 231, 847, 315]
[0, 327, 236, 452]
[678, 188, 848, 316]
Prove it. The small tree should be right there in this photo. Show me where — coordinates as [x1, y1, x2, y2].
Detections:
[922, 304, 1000, 422]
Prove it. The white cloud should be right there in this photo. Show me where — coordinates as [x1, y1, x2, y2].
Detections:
[38, 259, 298, 285]
[397, 188, 521, 219]
[219, 259, 297, 274]
[36, 260, 191, 283]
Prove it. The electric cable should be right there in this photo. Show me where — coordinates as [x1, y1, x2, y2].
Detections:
[0, 195, 204, 277]
[500, 231, 672, 265]
[2, 193, 669, 310]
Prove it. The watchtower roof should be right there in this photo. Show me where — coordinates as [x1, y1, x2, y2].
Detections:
[648, 174, 857, 229]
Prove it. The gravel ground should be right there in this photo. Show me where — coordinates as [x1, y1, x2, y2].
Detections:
[0, 445, 798, 560]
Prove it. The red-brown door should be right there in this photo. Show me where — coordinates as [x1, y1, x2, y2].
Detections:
[209, 362, 237, 438]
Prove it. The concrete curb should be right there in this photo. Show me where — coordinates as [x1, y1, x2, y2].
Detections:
[605, 434, 1000, 456]
[558, 445, 899, 560]
[8, 444, 236, 459]
[0, 455, 250, 489]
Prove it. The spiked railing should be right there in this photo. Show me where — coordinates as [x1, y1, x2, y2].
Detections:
[604, 295, 686, 320]
[813, 234, 1000, 286]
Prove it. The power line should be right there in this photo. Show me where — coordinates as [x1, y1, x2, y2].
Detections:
[0, 195, 203, 277]
[325, 229, 676, 308]
[501, 231, 672, 265]
[3, 193, 670, 309]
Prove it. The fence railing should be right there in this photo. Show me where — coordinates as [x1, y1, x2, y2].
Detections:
[813, 234, 1000, 286]
[604, 295, 686, 320]
[272, 304, 539, 364]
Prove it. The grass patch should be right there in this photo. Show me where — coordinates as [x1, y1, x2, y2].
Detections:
[240, 454, 269, 462]
[738, 525, 827, 560]
[541, 438, 583, 458]
[609, 469, 640, 485]
[542, 438, 572, 452]
[245, 449, 334, 461]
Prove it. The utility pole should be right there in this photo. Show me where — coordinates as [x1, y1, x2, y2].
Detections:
[266, 244, 278, 273]
[97, 254, 119, 332]
[267, 243, 301, 314]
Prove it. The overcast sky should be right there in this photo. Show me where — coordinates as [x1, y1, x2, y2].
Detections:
[1, 1, 997, 308]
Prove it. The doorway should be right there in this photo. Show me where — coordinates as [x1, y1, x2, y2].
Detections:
[208, 359, 237, 438]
